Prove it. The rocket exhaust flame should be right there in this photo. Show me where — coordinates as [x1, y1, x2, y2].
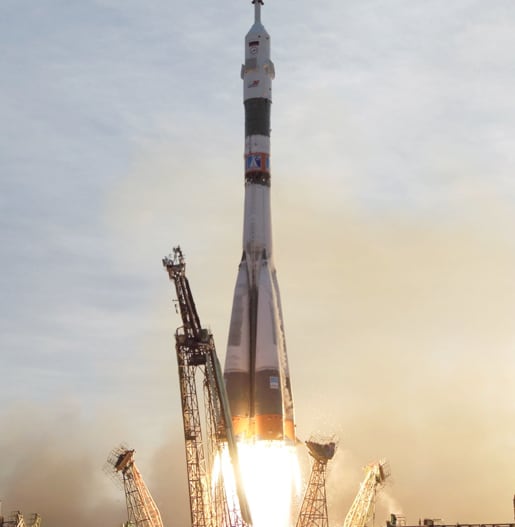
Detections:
[215, 441, 301, 527]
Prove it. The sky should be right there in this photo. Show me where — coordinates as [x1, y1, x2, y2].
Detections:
[1, 0, 515, 525]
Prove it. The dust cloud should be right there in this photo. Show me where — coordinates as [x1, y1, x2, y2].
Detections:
[0, 403, 190, 527]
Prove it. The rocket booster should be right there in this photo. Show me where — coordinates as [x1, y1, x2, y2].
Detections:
[224, 0, 295, 442]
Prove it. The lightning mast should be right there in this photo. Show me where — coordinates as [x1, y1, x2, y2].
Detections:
[163, 246, 251, 527]
[106, 446, 164, 527]
[296, 439, 337, 527]
[344, 461, 390, 527]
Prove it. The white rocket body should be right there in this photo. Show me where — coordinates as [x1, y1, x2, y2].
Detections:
[224, 2, 295, 442]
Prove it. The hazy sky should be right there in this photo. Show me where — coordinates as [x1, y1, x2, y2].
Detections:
[1, 1, 514, 526]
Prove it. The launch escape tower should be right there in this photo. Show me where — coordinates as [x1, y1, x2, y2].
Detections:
[163, 247, 251, 527]
[106, 445, 164, 527]
[296, 440, 337, 527]
[343, 461, 391, 527]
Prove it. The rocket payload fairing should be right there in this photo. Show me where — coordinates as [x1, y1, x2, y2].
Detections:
[224, 0, 295, 443]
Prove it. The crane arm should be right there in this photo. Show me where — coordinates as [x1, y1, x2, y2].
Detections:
[107, 446, 164, 527]
[162, 247, 202, 340]
[343, 461, 390, 527]
[163, 246, 252, 527]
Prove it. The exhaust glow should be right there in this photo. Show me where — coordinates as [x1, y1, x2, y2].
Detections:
[216, 441, 300, 527]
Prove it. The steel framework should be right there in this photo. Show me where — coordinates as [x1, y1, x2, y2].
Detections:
[296, 440, 337, 527]
[163, 246, 251, 527]
[3, 512, 26, 527]
[27, 515, 41, 527]
[0, 510, 40, 527]
[106, 446, 164, 527]
[343, 460, 390, 527]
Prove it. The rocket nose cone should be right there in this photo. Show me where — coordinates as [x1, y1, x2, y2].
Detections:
[246, 22, 269, 39]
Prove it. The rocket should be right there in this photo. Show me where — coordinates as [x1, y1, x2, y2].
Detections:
[224, 0, 295, 443]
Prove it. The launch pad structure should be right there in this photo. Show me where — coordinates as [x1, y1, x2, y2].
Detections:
[162, 246, 396, 527]
[105, 445, 164, 527]
[344, 461, 390, 527]
[163, 247, 251, 527]
[388, 520, 515, 527]
[0, 511, 41, 527]
[296, 439, 337, 527]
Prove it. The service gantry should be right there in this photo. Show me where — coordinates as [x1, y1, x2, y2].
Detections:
[5, 512, 23, 527]
[296, 439, 337, 527]
[2, 512, 25, 527]
[1, 511, 41, 527]
[344, 460, 390, 527]
[163, 246, 251, 527]
[106, 445, 164, 527]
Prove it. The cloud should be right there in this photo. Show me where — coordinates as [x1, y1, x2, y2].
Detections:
[0, 402, 124, 526]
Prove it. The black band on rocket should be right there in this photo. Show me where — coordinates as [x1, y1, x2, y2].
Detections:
[245, 98, 271, 137]
[245, 171, 271, 186]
